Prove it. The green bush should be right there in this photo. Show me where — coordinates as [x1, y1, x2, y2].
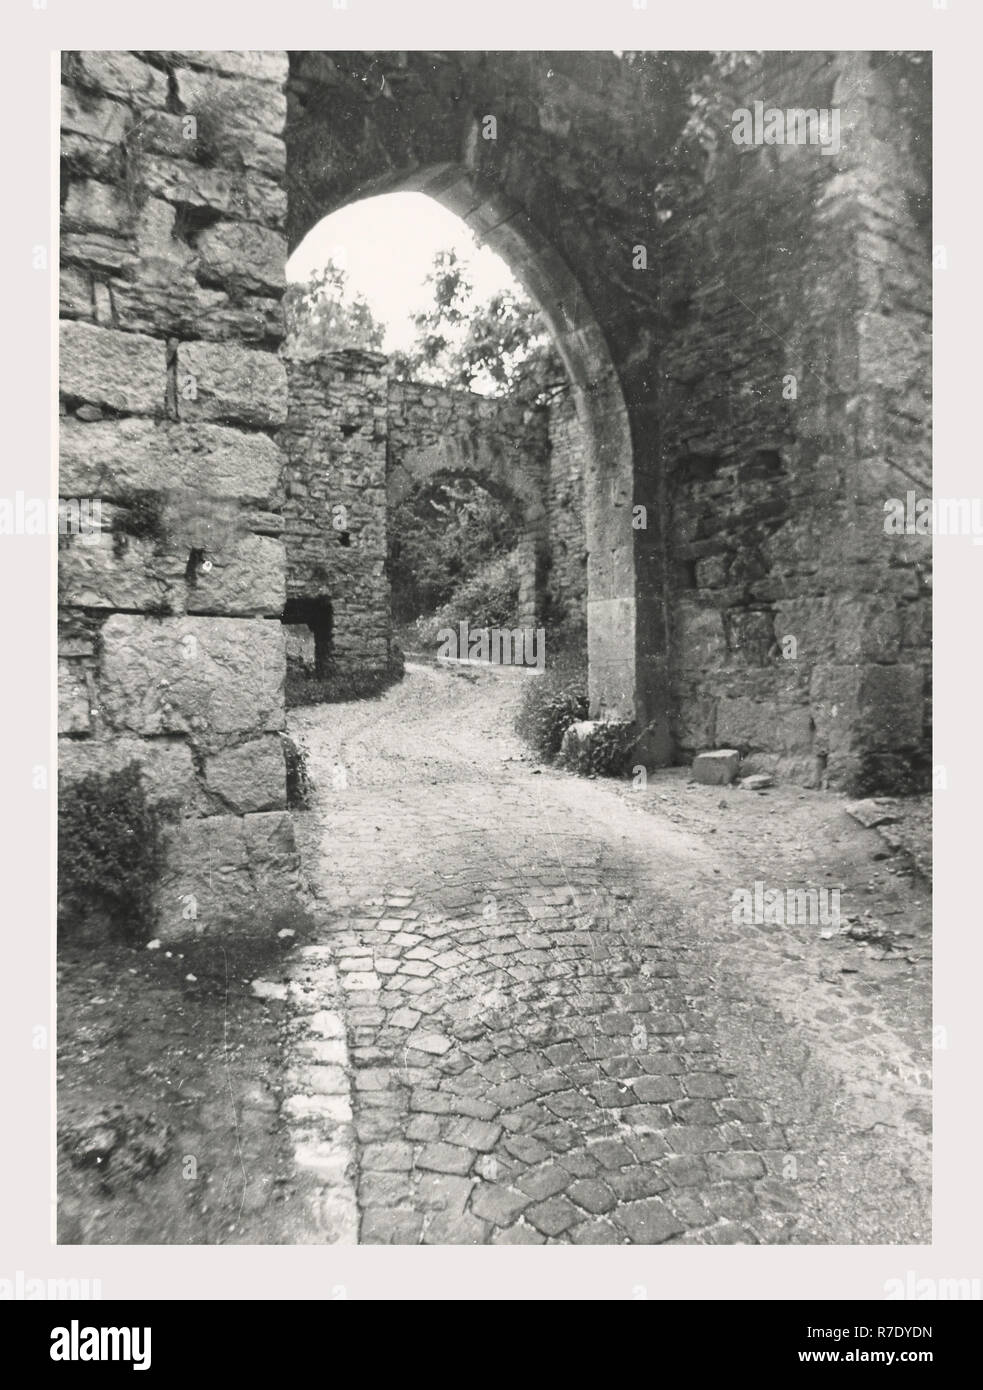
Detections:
[58, 763, 169, 939]
[413, 552, 520, 651]
[514, 648, 589, 761]
[559, 719, 638, 777]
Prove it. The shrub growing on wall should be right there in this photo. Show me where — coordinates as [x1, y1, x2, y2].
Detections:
[58, 763, 169, 939]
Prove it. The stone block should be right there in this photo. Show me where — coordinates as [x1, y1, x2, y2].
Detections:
[163, 51, 288, 84]
[58, 531, 184, 612]
[61, 85, 129, 145]
[185, 534, 286, 617]
[60, 418, 284, 506]
[203, 736, 286, 814]
[71, 51, 169, 108]
[809, 665, 862, 758]
[140, 154, 286, 228]
[60, 321, 165, 416]
[716, 696, 813, 756]
[177, 341, 287, 429]
[59, 736, 199, 813]
[174, 67, 287, 137]
[155, 810, 304, 940]
[98, 614, 285, 736]
[60, 265, 93, 320]
[692, 749, 740, 785]
[859, 664, 924, 750]
[58, 660, 91, 734]
[194, 221, 287, 296]
[675, 600, 728, 672]
[774, 596, 903, 664]
[62, 180, 130, 234]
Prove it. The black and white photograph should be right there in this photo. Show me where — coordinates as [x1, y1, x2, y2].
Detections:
[53, 44, 934, 1251]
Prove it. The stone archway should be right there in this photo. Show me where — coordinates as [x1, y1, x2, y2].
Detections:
[57, 50, 932, 938]
[286, 53, 666, 748]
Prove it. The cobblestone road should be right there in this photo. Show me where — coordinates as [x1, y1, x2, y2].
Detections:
[280, 664, 931, 1245]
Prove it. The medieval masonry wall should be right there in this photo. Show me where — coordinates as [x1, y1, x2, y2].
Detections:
[282, 350, 393, 679]
[58, 50, 303, 939]
[659, 53, 931, 792]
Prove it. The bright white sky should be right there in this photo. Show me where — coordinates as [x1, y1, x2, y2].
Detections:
[285, 192, 523, 353]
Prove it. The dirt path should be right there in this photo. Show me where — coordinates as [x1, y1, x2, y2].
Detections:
[278, 663, 931, 1245]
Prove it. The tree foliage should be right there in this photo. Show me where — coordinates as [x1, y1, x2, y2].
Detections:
[389, 249, 565, 405]
[283, 260, 385, 358]
[388, 474, 520, 624]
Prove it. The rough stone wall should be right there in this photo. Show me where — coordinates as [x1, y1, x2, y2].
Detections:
[58, 50, 304, 938]
[282, 350, 393, 677]
[660, 53, 931, 790]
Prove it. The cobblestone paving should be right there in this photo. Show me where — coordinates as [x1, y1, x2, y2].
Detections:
[283, 665, 931, 1245]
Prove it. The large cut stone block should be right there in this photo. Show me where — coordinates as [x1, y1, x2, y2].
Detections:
[675, 600, 728, 673]
[155, 810, 304, 940]
[60, 322, 165, 416]
[692, 749, 740, 785]
[62, 179, 130, 235]
[98, 614, 285, 736]
[163, 51, 288, 84]
[194, 221, 287, 296]
[140, 154, 286, 228]
[587, 596, 635, 721]
[61, 84, 129, 145]
[203, 736, 286, 814]
[58, 531, 184, 613]
[60, 418, 284, 506]
[174, 67, 287, 137]
[70, 51, 169, 108]
[858, 664, 924, 750]
[177, 341, 287, 428]
[185, 534, 286, 617]
[59, 736, 200, 814]
[716, 696, 813, 756]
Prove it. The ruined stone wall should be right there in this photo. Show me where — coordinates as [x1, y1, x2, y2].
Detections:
[282, 349, 393, 676]
[660, 53, 931, 791]
[58, 51, 303, 938]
